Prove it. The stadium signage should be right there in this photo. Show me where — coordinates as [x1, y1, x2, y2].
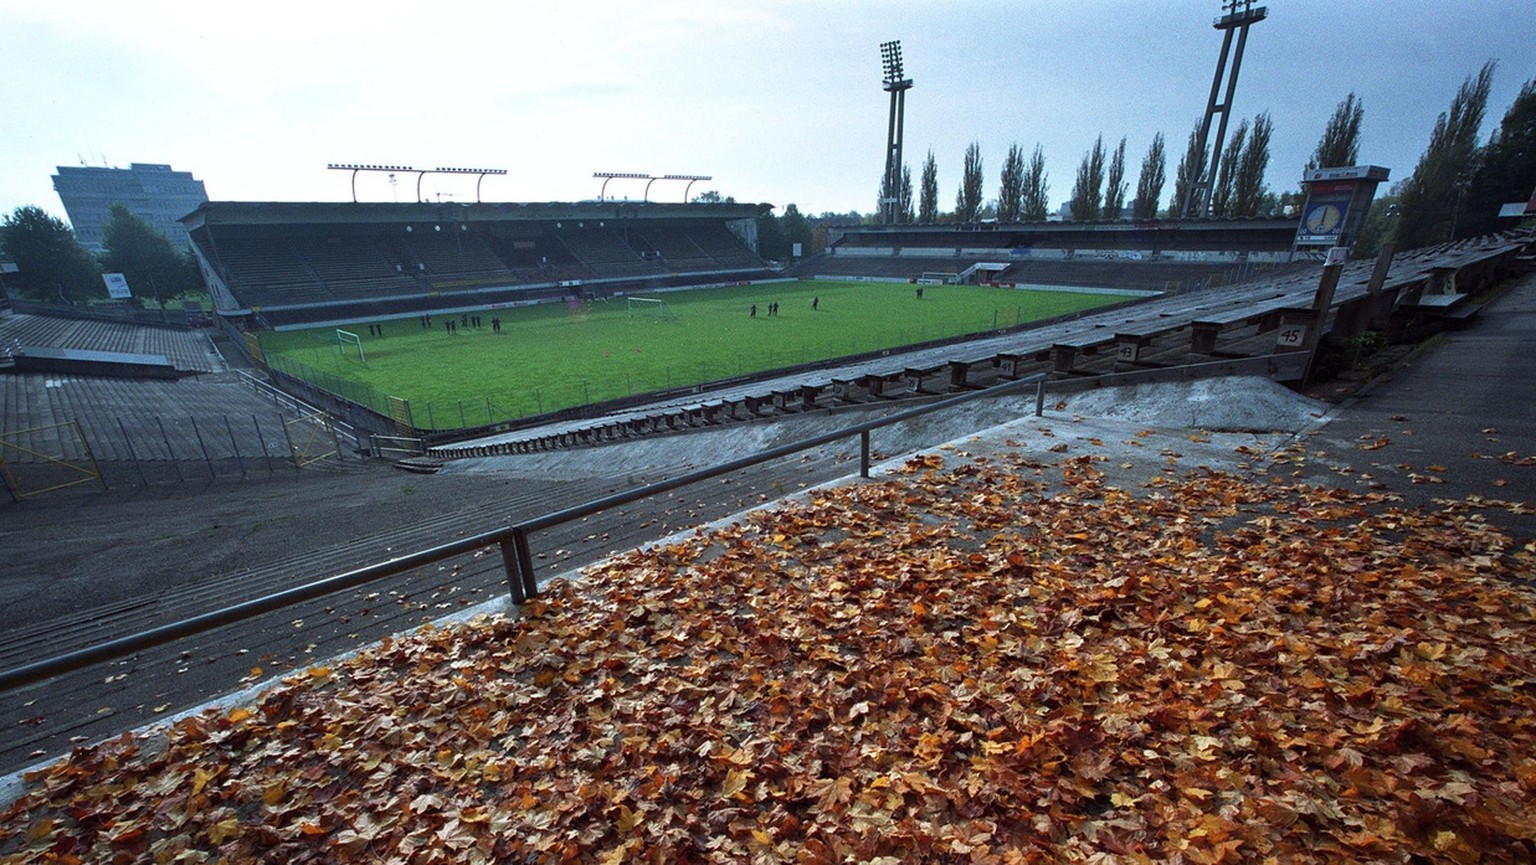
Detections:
[1302, 165, 1390, 183]
[101, 272, 132, 299]
[1294, 165, 1389, 252]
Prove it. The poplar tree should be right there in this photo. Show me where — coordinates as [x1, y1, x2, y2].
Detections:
[1021, 146, 1051, 221]
[1395, 61, 1496, 248]
[1232, 113, 1273, 217]
[1211, 120, 1248, 218]
[1310, 93, 1364, 170]
[954, 142, 984, 223]
[898, 165, 915, 224]
[1171, 118, 1208, 217]
[1103, 138, 1128, 220]
[997, 144, 1026, 223]
[918, 150, 939, 223]
[1069, 135, 1106, 220]
[1460, 78, 1536, 238]
[1133, 133, 1166, 219]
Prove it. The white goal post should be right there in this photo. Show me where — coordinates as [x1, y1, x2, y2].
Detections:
[626, 296, 674, 320]
[335, 328, 366, 364]
[919, 272, 959, 285]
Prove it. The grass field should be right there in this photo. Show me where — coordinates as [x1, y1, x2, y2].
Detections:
[258, 280, 1127, 429]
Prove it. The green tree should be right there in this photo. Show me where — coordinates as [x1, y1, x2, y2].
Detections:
[1275, 189, 1306, 218]
[955, 142, 984, 223]
[997, 144, 1026, 223]
[1069, 135, 1106, 220]
[919, 150, 939, 223]
[1211, 120, 1248, 217]
[1021, 146, 1051, 222]
[1355, 189, 1400, 256]
[779, 203, 813, 256]
[756, 210, 788, 260]
[98, 203, 200, 306]
[690, 190, 735, 204]
[1395, 61, 1496, 248]
[1310, 92, 1365, 171]
[877, 168, 898, 224]
[1232, 113, 1273, 217]
[898, 165, 915, 224]
[0, 205, 101, 302]
[1133, 133, 1166, 219]
[1459, 78, 1536, 239]
[1103, 137, 1128, 220]
[1171, 118, 1208, 217]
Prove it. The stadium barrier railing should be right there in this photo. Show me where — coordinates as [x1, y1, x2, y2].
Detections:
[0, 372, 1049, 693]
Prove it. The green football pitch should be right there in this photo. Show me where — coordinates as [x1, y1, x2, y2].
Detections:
[257, 280, 1127, 429]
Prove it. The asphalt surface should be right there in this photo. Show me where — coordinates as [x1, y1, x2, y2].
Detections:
[2, 268, 1533, 791]
[1296, 271, 1536, 542]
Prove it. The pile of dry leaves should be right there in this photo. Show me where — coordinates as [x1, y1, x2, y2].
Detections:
[3, 449, 1533, 863]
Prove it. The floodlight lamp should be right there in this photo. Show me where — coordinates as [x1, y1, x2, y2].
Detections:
[880, 40, 904, 84]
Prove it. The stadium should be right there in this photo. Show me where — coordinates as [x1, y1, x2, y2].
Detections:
[173, 200, 1326, 442]
[4, 12, 1536, 859]
[182, 199, 776, 330]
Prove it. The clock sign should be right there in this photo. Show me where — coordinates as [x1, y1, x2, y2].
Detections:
[1296, 195, 1352, 245]
[1304, 203, 1342, 234]
[1295, 165, 1388, 250]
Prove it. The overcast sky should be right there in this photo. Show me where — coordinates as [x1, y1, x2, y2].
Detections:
[2, 0, 1530, 224]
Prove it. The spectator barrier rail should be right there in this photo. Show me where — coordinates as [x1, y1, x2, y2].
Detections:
[0, 372, 1051, 693]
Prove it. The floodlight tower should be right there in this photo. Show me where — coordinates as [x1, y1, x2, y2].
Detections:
[1180, 0, 1267, 219]
[879, 40, 914, 225]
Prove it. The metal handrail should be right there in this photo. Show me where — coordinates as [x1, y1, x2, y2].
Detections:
[238, 369, 365, 453]
[0, 374, 1046, 693]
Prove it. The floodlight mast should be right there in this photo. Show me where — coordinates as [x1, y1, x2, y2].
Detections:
[593, 172, 713, 202]
[1180, 0, 1267, 219]
[328, 163, 416, 203]
[431, 167, 508, 203]
[654, 174, 712, 203]
[879, 40, 914, 225]
[594, 172, 650, 201]
[328, 163, 506, 202]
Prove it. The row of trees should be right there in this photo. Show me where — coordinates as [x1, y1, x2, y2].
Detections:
[895, 110, 1284, 227]
[1385, 61, 1535, 249]
[0, 204, 202, 305]
[882, 62, 1534, 248]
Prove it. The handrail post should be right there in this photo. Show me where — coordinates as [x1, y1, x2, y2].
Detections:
[512, 528, 539, 600]
[499, 535, 526, 604]
[860, 430, 871, 478]
[1035, 377, 1047, 417]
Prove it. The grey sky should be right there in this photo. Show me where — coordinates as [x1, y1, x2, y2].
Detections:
[1, 0, 1530, 223]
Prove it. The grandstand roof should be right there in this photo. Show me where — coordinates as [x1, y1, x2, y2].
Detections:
[830, 216, 1305, 256]
[843, 215, 1301, 236]
[180, 200, 771, 230]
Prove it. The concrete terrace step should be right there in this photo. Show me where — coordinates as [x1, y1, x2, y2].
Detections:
[0, 474, 623, 668]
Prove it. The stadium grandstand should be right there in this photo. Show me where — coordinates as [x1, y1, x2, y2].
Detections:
[800, 216, 1309, 291]
[181, 200, 775, 330]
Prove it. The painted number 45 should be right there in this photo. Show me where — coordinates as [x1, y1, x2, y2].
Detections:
[1276, 326, 1307, 347]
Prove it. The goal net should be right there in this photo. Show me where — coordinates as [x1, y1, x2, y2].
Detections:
[919, 272, 959, 285]
[335, 328, 366, 364]
[626, 296, 674, 320]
